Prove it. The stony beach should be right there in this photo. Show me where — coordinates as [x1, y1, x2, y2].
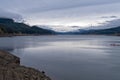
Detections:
[0, 50, 51, 80]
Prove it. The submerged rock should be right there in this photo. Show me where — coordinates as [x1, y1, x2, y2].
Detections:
[0, 50, 51, 80]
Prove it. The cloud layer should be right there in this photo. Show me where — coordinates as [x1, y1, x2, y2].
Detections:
[0, 0, 120, 31]
[0, 9, 23, 22]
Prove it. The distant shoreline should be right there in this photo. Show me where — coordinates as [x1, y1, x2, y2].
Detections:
[0, 34, 120, 37]
[0, 34, 55, 37]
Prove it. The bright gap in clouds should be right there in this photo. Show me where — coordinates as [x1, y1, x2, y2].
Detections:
[27, 20, 106, 32]
[26, 19, 100, 32]
[26, 18, 118, 32]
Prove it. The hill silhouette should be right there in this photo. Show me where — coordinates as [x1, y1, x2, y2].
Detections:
[0, 18, 55, 35]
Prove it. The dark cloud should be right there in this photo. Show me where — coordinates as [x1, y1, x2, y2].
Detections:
[101, 16, 118, 19]
[110, 16, 118, 18]
[72, 26, 80, 28]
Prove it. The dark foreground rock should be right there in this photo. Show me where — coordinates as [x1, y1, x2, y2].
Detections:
[0, 50, 51, 80]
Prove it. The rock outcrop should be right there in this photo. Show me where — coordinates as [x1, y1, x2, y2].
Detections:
[0, 50, 51, 80]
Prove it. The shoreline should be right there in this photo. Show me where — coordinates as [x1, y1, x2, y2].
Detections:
[0, 34, 119, 37]
[0, 50, 51, 80]
[0, 34, 56, 37]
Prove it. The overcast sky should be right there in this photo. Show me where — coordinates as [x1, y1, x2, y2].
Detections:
[0, 0, 120, 31]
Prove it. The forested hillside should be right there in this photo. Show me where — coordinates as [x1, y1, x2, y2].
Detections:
[0, 18, 55, 35]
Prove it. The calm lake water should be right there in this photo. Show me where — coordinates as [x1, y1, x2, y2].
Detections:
[0, 35, 120, 80]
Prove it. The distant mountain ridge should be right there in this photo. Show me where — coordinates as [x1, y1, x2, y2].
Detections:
[0, 18, 55, 35]
[84, 26, 120, 35]
[0, 17, 119, 36]
[56, 26, 120, 36]
[72, 26, 120, 36]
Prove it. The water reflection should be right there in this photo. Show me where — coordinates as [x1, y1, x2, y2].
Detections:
[0, 35, 120, 80]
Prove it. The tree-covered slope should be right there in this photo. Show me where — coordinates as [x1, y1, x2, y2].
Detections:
[80, 26, 120, 35]
[0, 18, 55, 35]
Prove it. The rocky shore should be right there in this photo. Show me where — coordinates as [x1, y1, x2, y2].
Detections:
[0, 50, 51, 80]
